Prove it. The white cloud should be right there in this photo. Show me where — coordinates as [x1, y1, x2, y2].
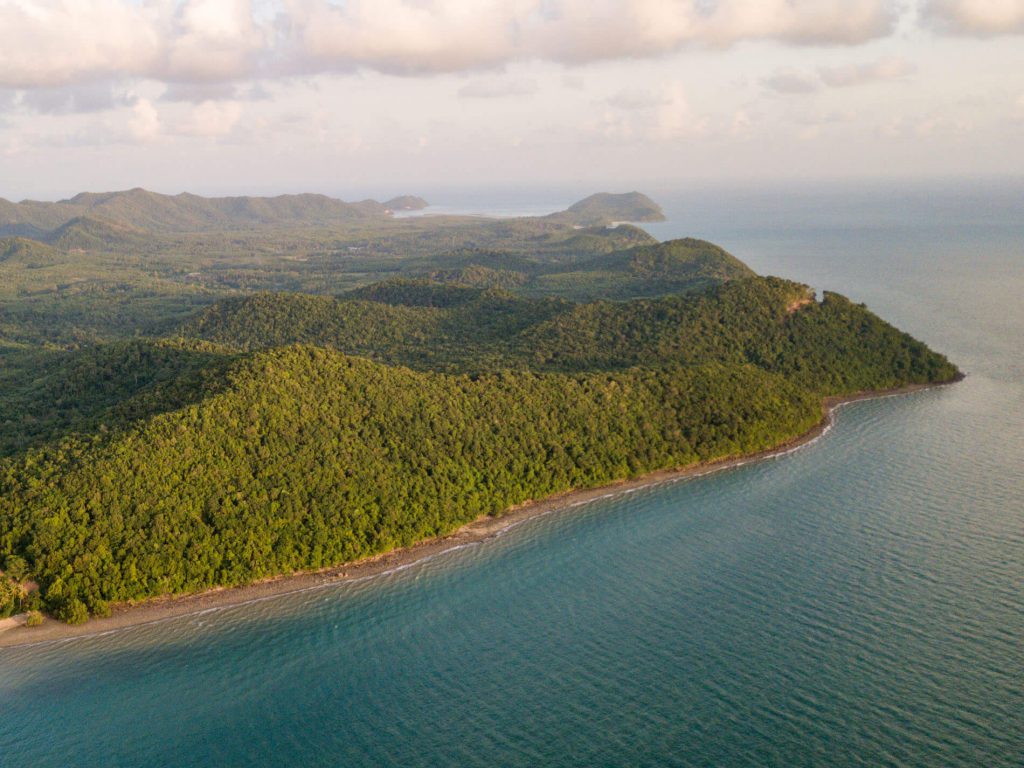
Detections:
[0, 1, 907, 91]
[819, 56, 916, 87]
[653, 85, 708, 140]
[604, 88, 670, 110]
[128, 98, 161, 142]
[20, 83, 137, 114]
[731, 109, 753, 137]
[762, 70, 820, 94]
[0, 0, 266, 89]
[178, 99, 243, 136]
[285, 0, 528, 75]
[762, 56, 914, 95]
[798, 124, 822, 140]
[924, 0, 1024, 35]
[692, 0, 898, 46]
[161, 82, 240, 103]
[0, 0, 163, 88]
[164, 0, 268, 81]
[584, 84, 706, 143]
[561, 74, 585, 91]
[914, 115, 974, 136]
[458, 78, 538, 99]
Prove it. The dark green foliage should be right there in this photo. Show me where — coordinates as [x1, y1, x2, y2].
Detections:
[179, 286, 571, 372]
[0, 275, 959, 622]
[344, 279, 487, 308]
[0, 349, 820, 616]
[181, 292, 446, 358]
[426, 265, 530, 290]
[179, 276, 958, 393]
[0, 576, 24, 618]
[527, 238, 755, 301]
[0, 237, 62, 265]
[0, 339, 235, 456]
[2, 554, 28, 582]
[54, 598, 90, 625]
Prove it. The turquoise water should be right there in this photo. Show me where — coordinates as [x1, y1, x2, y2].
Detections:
[2, 182, 1022, 767]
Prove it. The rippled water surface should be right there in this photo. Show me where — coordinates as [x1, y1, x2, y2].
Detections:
[2, 182, 1022, 767]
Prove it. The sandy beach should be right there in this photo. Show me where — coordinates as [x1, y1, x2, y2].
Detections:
[0, 379, 958, 649]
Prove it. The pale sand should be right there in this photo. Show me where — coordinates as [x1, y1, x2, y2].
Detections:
[0, 380, 958, 649]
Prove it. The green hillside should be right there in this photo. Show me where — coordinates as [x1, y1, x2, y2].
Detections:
[553, 192, 666, 225]
[179, 276, 957, 389]
[0, 348, 821, 621]
[526, 238, 755, 300]
[0, 190, 961, 624]
[0, 237, 62, 265]
[44, 216, 150, 252]
[402, 238, 755, 301]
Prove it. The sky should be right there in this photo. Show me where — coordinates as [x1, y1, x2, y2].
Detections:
[1, 0, 1023, 199]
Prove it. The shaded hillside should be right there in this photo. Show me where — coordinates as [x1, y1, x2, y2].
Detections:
[427, 265, 531, 290]
[0, 237, 61, 266]
[180, 285, 569, 371]
[0, 188, 398, 234]
[0, 339, 235, 456]
[525, 238, 755, 300]
[179, 276, 958, 392]
[404, 238, 755, 301]
[43, 216, 150, 252]
[519, 280, 958, 393]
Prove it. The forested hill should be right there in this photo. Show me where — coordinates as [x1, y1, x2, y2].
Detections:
[551, 192, 665, 225]
[0, 349, 823, 622]
[0, 238, 960, 623]
[180, 276, 958, 391]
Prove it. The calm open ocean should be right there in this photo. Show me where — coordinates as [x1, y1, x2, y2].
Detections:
[2, 180, 1021, 767]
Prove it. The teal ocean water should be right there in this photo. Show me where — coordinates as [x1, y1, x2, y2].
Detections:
[2, 181, 1022, 767]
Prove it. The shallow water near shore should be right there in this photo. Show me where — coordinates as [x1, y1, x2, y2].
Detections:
[2, 181, 1022, 767]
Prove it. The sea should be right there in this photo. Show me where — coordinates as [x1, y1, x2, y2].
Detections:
[1, 179, 1022, 767]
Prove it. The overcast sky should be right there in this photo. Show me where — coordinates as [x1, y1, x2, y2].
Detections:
[1, 0, 1023, 199]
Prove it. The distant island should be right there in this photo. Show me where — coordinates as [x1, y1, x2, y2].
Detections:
[383, 195, 430, 212]
[554, 191, 666, 225]
[0, 190, 958, 632]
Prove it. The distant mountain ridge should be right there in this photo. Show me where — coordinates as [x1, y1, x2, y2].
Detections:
[0, 188, 424, 235]
[0, 188, 664, 239]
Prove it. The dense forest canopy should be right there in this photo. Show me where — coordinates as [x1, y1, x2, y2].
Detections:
[0, 191, 959, 623]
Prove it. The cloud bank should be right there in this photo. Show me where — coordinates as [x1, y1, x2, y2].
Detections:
[764, 57, 917, 94]
[923, 0, 1024, 35]
[0, 0, 909, 91]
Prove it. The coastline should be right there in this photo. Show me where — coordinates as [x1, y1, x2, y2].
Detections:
[0, 378, 959, 649]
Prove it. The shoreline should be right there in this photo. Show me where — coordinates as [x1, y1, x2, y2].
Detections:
[0, 378, 959, 649]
